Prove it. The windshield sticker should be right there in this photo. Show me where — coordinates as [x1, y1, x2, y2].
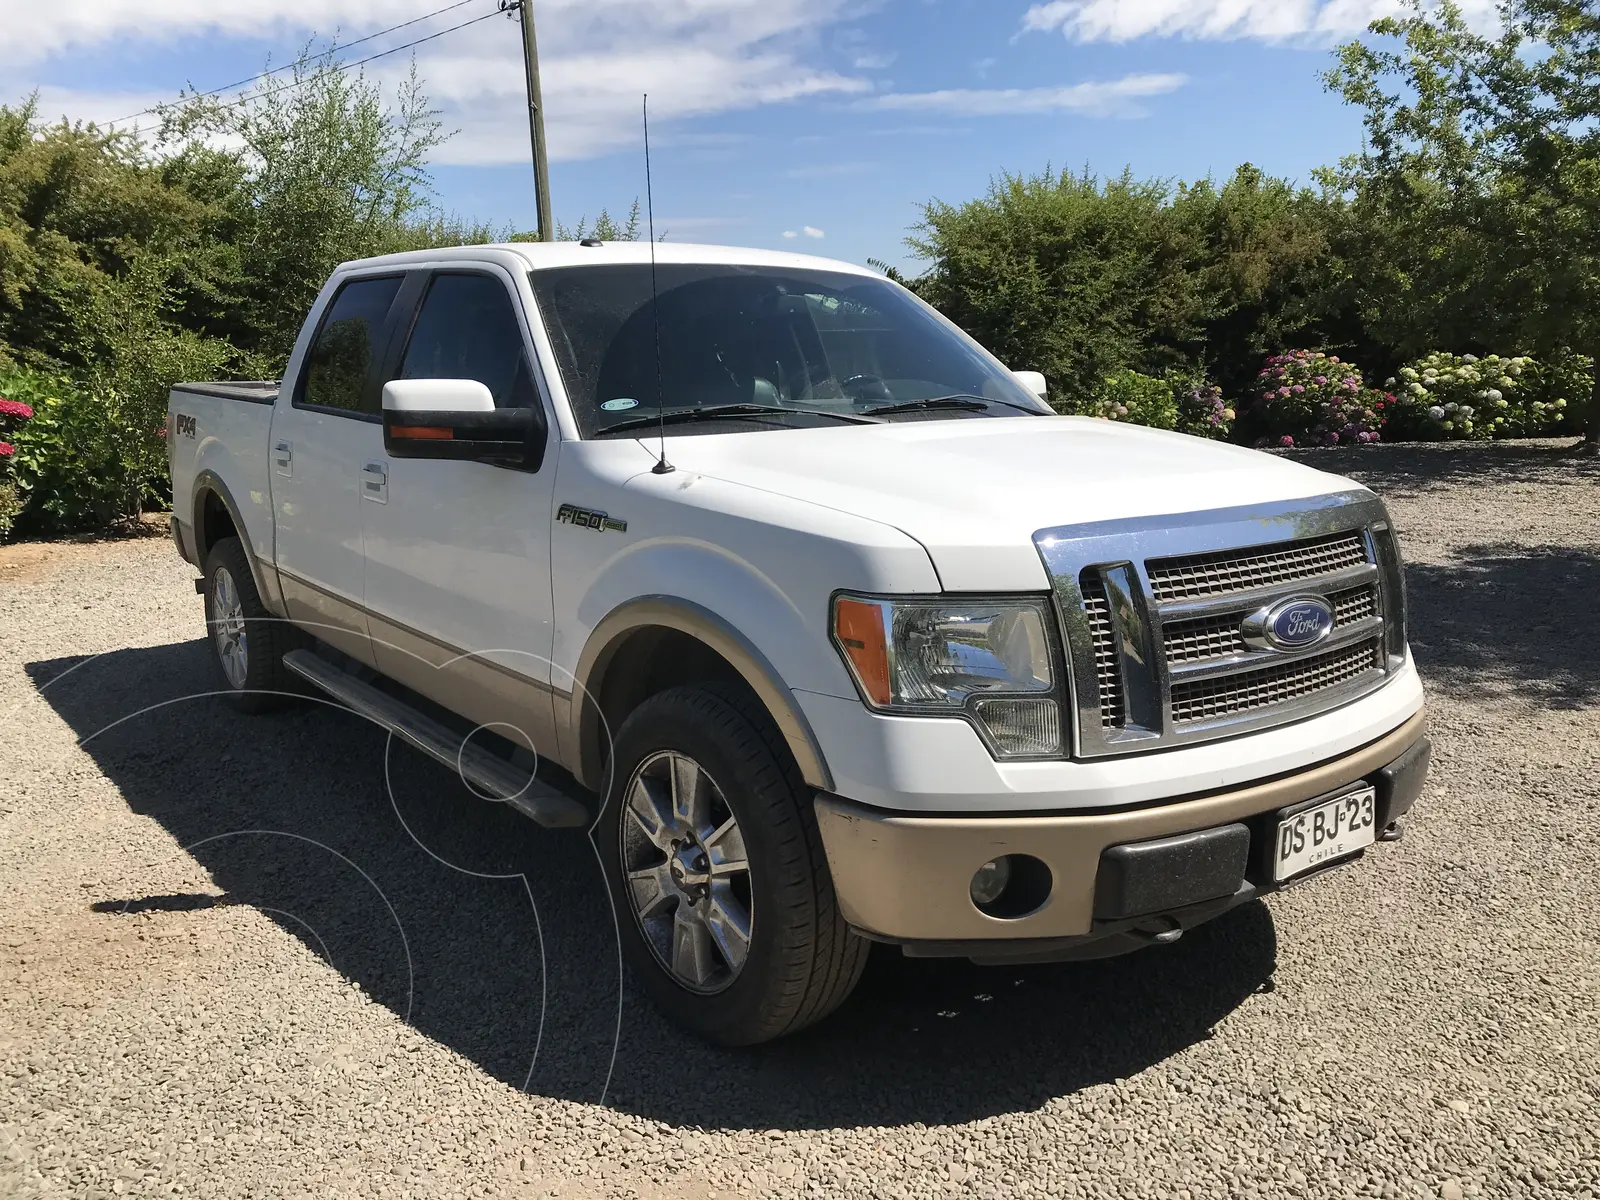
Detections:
[601, 398, 639, 412]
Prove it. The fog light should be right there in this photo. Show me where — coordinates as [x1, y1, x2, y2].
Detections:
[970, 857, 1012, 907]
[972, 697, 1062, 757]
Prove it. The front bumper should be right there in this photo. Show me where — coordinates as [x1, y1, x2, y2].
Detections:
[813, 710, 1429, 961]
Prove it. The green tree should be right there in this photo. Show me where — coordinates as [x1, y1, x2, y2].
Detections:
[1326, 0, 1600, 451]
[554, 200, 645, 242]
[158, 50, 451, 368]
[907, 165, 1346, 404]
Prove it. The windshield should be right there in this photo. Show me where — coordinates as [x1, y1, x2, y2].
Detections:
[527, 264, 1050, 438]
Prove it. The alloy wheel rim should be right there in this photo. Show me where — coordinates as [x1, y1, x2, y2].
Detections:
[618, 750, 752, 994]
[211, 566, 249, 689]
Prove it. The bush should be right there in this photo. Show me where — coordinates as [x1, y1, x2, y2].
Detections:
[1084, 369, 1179, 429]
[1169, 371, 1236, 440]
[1388, 351, 1568, 440]
[0, 482, 18, 539]
[1249, 350, 1384, 446]
[0, 377, 34, 539]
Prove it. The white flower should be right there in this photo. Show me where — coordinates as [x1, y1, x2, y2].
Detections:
[1555, 398, 1568, 409]
[1385, 377, 1397, 387]
[1485, 389, 1502, 403]
[1428, 405, 1446, 420]
[1462, 354, 1478, 363]
[1408, 382, 1428, 396]
[1458, 405, 1474, 418]
[1445, 402, 1459, 412]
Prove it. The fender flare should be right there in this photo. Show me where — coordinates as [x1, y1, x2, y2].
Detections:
[568, 595, 834, 794]
[191, 470, 285, 616]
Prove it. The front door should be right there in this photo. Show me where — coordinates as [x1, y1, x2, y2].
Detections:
[358, 266, 563, 759]
[269, 272, 404, 667]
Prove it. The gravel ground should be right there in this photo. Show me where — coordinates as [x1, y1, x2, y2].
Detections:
[1, 440, 1597, 1200]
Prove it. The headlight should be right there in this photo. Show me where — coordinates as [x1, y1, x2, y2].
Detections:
[831, 595, 1063, 757]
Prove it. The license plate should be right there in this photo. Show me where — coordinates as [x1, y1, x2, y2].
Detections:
[1274, 787, 1377, 882]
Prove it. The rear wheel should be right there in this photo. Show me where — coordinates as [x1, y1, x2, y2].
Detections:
[202, 537, 301, 712]
[599, 685, 868, 1045]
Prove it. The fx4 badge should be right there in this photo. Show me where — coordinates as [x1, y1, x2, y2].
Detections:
[174, 413, 197, 439]
[556, 503, 627, 533]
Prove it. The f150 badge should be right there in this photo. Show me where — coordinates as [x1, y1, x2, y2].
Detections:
[556, 503, 627, 533]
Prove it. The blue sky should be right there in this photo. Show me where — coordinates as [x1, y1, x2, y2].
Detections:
[4, 0, 1495, 272]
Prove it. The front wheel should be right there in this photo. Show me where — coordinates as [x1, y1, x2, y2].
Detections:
[598, 685, 868, 1045]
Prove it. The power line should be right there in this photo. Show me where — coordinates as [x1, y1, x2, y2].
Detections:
[109, 0, 498, 125]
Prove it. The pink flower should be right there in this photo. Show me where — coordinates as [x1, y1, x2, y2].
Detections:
[1291, 384, 1305, 394]
[1278, 435, 1295, 448]
[0, 441, 13, 457]
[0, 398, 32, 420]
[1315, 376, 1328, 386]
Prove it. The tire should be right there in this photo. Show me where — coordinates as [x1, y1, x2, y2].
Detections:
[202, 536, 302, 713]
[598, 684, 868, 1045]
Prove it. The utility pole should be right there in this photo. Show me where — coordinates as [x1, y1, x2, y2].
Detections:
[508, 0, 553, 241]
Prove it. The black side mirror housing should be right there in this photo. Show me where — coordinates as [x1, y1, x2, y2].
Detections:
[383, 406, 547, 471]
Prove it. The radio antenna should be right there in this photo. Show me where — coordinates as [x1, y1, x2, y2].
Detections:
[643, 94, 674, 475]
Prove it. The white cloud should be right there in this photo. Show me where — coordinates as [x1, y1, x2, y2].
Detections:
[8, 0, 873, 165]
[868, 73, 1187, 118]
[1018, 0, 1499, 43]
[802, 225, 824, 238]
[782, 230, 799, 238]
[784, 161, 876, 179]
[852, 52, 897, 69]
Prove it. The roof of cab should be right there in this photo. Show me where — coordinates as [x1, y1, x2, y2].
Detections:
[336, 240, 882, 277]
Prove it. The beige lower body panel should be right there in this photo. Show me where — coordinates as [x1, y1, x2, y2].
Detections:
[368, 615, 561, 763]
[279, 572, 377, 668]
[813, 710, 1427, 942]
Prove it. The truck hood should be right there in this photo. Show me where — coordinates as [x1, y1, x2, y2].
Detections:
[648, 416, 1365, 591]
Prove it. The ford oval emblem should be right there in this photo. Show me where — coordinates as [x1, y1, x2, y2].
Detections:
[1241, 596, 1336, 652]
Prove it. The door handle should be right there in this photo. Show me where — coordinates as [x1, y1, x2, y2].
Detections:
[273, 440, 293, 476]
[361, 461, 388, 503]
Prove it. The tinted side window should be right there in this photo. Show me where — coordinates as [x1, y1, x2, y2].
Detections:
[398, 274, 538, 408]
[300, 275, 404, 413]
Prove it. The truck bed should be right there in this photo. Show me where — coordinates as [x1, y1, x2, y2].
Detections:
[170, 381, 280, 405]
[168, 382, 279, 570]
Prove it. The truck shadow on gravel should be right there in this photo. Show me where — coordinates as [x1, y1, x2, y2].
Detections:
[1404, 544, 1600, 709]
[28, 639, 1279, 1130]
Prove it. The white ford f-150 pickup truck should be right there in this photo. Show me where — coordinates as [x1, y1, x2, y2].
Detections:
[169, 241, 1430, 1044]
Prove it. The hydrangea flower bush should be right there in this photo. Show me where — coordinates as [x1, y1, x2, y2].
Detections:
[1176, 381, 1235, 441]
[1250, 350, 1384, 447]
[0, 391, 34, 539]
[1084, 369, 1179, 430]
[1389, 352, 1564, 440]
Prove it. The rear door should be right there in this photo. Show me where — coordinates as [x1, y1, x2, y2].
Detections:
[269, 272, 406, 667]
[359, 265, 563, 758]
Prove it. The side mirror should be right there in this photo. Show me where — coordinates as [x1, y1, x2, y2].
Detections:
[382, 379, 546, 470]
[1012, 370, 1048, 400]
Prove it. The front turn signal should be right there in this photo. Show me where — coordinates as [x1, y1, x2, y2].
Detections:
[832, 597, 891, 707]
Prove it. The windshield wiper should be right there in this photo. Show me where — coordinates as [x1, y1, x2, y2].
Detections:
[598, 403, 881, 436]
[863, 395, 991, 416]
[864, 394, 1049, 417]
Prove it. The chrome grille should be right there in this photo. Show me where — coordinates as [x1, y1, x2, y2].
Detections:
[1035, 492, 1402, 757]
[1079, 576, 1125, 727]
[1163, 612, 1248, 664]
[1331, 584, 1378, 626]
[1170, 639, 1384, 724]
[1146, 531, 1369, 602]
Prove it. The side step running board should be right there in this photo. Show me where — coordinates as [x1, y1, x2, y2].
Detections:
[282, 649, 589, 829]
